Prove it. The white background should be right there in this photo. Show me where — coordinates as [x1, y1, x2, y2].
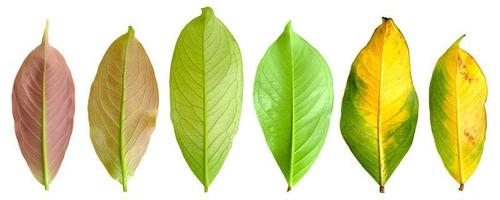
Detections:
[0, 0, 498, 199]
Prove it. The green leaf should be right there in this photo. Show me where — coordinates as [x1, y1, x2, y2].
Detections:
[339, 18, 419, 193]
[88, 26, 159, 192]
[253, 21, 333, 191]
[170, 7, 243, 192]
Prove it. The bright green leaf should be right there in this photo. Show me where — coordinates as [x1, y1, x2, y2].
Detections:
[253, 21, 333, 191]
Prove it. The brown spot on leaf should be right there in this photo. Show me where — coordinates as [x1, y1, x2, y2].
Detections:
[457, 56, 474, 83]
[459, 71, 474, 83]
[464, 131, 476, 144]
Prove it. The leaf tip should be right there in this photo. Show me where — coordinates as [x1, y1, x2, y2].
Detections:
[127, 26, 135, 37]
[285, 20, 293, 32]
[287, 185, 292, 192]
[380, 17, 396, 30]
[381, 16, 393, 22]
[204, 185, 209, 193]
[452, 34, 466, 47]
[201, 7, 215, 16]
[42, 19, 49, 45]
[459, 183, 464, 191]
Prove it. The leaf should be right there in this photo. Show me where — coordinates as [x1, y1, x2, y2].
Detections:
[253, 22, 333, 191]
[429, 36, 487, 191]
[170, 7, 243, 192]
[88, 26, 159, 192]
[339, 17, 419, 193]
[12, 21, 75, 190]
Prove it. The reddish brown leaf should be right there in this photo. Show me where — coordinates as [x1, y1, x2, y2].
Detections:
[12, 22, 75, 190]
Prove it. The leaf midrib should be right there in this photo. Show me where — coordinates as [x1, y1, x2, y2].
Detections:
[285, 23, 296, 190]
[376, 21, 388, 187]
[118, 27, 134, 192]
[201, 13, 209, 192]
[41, 21, 50, 191]
[454, 51, 464, 184]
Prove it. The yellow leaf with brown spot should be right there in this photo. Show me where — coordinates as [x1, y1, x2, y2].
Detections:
[429, 35, 487, 191]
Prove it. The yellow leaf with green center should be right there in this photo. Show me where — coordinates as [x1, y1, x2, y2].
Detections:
[340, 17, 419, 193]
[429, 35, 487, 191]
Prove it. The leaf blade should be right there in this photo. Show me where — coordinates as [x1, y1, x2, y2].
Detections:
[170, 7, 243, 192]
[253, 22, 333, 190]
[12, 22, 75, 190]
[340, 18, 419, 192]
[429, 36, 487, 190]
[88, 26, 159, 191]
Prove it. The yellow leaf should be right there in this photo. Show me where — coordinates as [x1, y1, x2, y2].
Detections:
[340, 17, 419, 193]
[429, 35, 487, 191]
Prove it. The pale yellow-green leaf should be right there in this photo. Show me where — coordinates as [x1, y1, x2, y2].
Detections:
[170, 7, 243, 192]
